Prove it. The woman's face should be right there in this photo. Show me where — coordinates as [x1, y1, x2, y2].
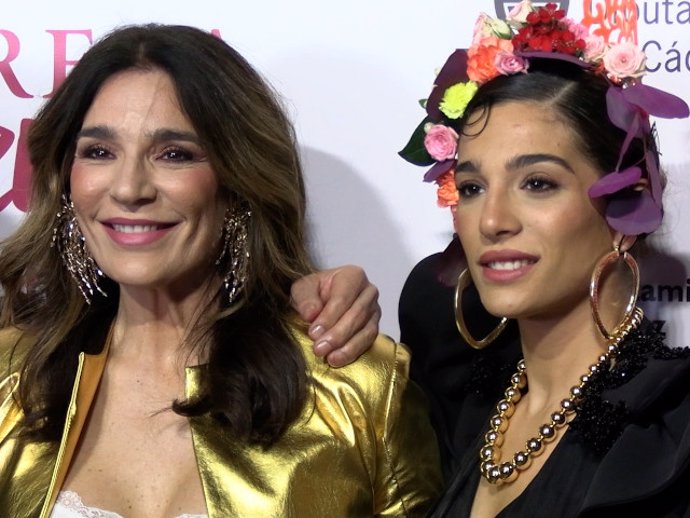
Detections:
[454, 101, 614, 320]
[70, 68, 227, 294]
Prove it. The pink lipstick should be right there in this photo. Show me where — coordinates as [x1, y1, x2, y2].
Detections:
[478, 249, 539, 283]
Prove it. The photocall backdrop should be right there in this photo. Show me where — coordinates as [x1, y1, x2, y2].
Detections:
[2, 0, 689, 342]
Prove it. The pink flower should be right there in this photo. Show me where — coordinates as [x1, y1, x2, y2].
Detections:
[424, 124, 459, 161]
[507, 0, 534, 26]
[603, 42, 646, 81]
[584, 34, 607, 61]
[494, 51, 529, 75]
[564, 18, 590, 40]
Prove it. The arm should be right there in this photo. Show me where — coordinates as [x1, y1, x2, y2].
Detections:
[373, 339, 443, 517]
[290, 265, 381, 367]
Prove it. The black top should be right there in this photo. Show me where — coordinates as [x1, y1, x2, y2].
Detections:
[400, 252, 690, 517]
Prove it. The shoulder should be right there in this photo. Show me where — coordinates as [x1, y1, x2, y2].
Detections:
[0, 327, 32, 437]
[581, 329, 690, 511]
[288, 324, 443, 514]
[399, 252, 455, 328]
[292, 327, 418, 407]
[290, 324, 410, 395]
[398, 252, 459, 369]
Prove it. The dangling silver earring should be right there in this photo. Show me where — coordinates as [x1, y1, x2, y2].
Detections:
[52, 194, 107, 304]
[216, 204, 251, 306]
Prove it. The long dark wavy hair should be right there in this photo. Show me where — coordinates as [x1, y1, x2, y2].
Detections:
[0, 24, 313, 445]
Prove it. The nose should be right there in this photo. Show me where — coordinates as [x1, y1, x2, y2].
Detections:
[479, 186, 521, 241]
[109, 157, 157, 207]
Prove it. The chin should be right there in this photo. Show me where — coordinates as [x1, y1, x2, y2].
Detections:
[102, 267, 161, 288]
[477, 289, 529, 319]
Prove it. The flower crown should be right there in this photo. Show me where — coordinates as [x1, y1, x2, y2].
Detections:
[399, 1, 689, 235]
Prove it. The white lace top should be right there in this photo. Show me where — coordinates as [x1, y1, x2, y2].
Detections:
[50, 491, 208, 518]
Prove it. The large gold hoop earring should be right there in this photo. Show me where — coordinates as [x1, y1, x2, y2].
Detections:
[589, 245, 641, 341]
[454, 268, 508, 350]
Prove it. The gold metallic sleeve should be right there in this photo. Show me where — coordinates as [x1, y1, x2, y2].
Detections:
[188, 329, 443, 517]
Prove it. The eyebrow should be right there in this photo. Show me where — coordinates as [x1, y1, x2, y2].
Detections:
[456, 153, 575, 174]
[76, 125, 201, 144]
[76, 125, 116, 140]
[507, 153, 575, 173]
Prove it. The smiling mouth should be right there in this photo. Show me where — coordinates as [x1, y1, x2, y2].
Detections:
[486, 259, 536, 271]
[111, 224, 172, 233]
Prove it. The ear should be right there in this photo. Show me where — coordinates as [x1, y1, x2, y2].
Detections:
[613, 231, 637, 253]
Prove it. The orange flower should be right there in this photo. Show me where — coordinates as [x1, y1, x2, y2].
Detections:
[467, 36, 514, 83]
[436, 170, 459, 207]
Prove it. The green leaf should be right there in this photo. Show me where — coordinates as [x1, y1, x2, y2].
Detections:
[398, 116, 435, 166]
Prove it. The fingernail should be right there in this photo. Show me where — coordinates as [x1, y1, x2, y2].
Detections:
[310, 324, 325, 340]
[313, 340, 332, 357]
[327, 352, 345, 368]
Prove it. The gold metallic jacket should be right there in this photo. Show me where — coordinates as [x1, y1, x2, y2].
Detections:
[0, 326, 442, 517]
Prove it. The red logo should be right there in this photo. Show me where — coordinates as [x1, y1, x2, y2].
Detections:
[0, 119, 32, 212]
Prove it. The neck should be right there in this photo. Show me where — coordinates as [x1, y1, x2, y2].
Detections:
[515, 299, 610, 412]
[110, 279, 220, 367]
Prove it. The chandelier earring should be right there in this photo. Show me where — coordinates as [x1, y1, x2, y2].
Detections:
[216, 203, 252, 306]
[590, 241, 642, 341]
[51, 194, 107, 304]
[454, 268, 508, 349]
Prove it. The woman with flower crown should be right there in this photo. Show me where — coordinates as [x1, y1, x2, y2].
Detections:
[392, 2, 690, 516]
[292, 1, 690, 516]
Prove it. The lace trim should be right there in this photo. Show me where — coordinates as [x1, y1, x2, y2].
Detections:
[55, 491, 208, 518]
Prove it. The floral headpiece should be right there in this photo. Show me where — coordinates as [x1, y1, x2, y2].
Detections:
[399, 1, 689, 235]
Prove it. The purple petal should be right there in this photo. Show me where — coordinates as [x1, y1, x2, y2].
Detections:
[423, 159, 455, 183]
[606, 87, 639, 132]
[622, 83, 690, 119]
[588, 167, 642, 198]
[646, 151, 662, 205]
[605, 190, 662, 235]
[617, 116, 643, 170]
[427, 50, 469, 120]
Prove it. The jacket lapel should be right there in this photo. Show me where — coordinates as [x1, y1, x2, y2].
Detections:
[39, 346, 110, 517]
[0, 336, 110, 518]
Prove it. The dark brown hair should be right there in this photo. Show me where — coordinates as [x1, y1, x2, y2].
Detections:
[459, 59, 658, 189]
[0, 24, 313, 444]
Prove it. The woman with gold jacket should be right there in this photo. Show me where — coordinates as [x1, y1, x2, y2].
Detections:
[0, 24, 441, 518]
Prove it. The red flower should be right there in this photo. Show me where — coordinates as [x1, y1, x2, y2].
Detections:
[526, 11, 540, 24]
[511, 4, 585, 57]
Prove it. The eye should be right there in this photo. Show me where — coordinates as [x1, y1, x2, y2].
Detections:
[456, 181, 484, 198]
[159, 146, 196, 162]
[77, 144, 114, 160]
[522, 175, 558, 192]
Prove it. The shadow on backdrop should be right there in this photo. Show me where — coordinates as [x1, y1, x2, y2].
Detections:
[301, 146, 412, 339]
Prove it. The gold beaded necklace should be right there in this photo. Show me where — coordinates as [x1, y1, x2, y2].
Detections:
[479, 307, 644, 484]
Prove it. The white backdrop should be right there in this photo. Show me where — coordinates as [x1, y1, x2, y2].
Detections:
[1, 0, 689, 342]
